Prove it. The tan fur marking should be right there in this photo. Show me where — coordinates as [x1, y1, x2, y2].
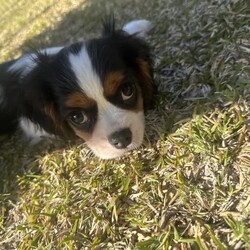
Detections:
[104, 71, 124, 97]
[44, 102, 66, 133]
[69, 126, 92, 141]
[136, 59, 151, 79]
[65, 92, 95, 141]
[134, 93, 144, 112]
[136, 58, 154, 107]
[66, 92, 96, 108]
[44, 103, 57, 124]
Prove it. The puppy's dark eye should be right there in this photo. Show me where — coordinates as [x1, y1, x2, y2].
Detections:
[120, 83, 135, 101]
[68, 111, 88, 126]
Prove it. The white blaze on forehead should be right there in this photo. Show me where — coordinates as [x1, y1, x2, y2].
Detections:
[68, 46, 100, 96]
[68, 46, 109, 110]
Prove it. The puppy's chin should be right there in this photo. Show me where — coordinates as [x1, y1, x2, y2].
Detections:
[86, 129, 144, 159]
[90, 147, 128, 160]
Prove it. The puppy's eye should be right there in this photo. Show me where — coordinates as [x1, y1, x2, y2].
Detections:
[120, 83, 135, 101]
[68, 111, 88, 126]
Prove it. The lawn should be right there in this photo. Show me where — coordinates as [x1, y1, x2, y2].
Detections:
[0, 0, 250, 249]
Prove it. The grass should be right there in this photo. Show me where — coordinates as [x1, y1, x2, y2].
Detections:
[0, 0, 250, 249]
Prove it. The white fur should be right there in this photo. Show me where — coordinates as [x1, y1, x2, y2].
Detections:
[8, 47, 63, 77]
[19, 117, 53, 143]
[69, 46, 145, 159]
[122, 20, 152, 38]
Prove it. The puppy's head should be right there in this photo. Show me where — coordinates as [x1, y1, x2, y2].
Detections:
[43, 19, 154, 159]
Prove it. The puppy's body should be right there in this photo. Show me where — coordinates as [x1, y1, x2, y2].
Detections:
[0, 19, 154, 159]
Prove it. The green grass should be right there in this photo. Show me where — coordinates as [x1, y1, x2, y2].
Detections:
[1, 0, 250, 249]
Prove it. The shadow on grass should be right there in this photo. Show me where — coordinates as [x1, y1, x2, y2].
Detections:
[1, 0, 247, 230]
[0, 135, 75, 195]
[20, 0, 155, 53]
[0, 0, 158, 196]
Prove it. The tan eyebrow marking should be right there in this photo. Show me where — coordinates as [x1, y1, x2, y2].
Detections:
[103, 71, 124, 97]
[44, 102, 66, 133]
[65, 92, 96, 108]
[69, 126, 93, 141]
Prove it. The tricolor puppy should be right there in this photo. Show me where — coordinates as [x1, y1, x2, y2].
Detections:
[0, 19, 154, 159]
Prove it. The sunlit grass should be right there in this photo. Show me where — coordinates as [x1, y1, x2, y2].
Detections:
[0, 0, 250, 249]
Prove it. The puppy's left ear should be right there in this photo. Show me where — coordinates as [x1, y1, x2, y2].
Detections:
[121, 20, 155, 108]
[122, 20, 152, 39]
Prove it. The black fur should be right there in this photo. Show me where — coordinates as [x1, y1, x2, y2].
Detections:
[0, 59, 22, 133]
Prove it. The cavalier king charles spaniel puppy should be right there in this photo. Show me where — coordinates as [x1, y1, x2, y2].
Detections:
[0, 18, 154, 159]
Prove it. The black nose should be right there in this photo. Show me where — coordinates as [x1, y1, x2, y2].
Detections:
[108, 128, 132, 149]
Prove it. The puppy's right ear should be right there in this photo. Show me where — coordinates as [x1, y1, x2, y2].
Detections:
[122, 20, 152, 39]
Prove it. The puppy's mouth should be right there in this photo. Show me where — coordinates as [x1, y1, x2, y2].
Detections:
[90, 142, 141, 159]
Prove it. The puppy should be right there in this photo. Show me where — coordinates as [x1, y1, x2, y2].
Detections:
[0, 19, 154, 159]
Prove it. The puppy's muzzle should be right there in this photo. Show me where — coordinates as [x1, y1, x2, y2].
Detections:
[108, 128, 132, 149]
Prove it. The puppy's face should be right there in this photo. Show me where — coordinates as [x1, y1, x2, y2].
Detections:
[42, 22, 154, 159]
[65, 65, 145, 159]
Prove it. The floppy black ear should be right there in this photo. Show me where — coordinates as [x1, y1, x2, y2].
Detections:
[118, 35, 155, 108]
[19, 51, 75, 138]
